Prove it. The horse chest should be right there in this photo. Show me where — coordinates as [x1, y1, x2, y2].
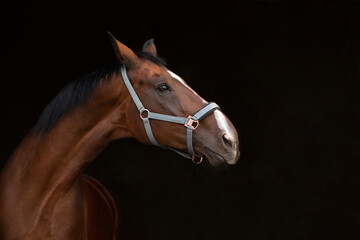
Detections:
[32, 175, 118, 240]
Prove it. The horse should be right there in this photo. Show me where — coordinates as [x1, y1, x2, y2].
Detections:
[0, 32, 240, 240]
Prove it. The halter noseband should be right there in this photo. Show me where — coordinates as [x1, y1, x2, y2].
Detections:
[121, 65, 220, 163]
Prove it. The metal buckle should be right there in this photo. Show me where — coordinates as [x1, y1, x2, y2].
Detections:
[140, 109, 150, 120]
[184, 116, 199, 130]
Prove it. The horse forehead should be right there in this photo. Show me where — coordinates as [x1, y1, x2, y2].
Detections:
[140, 62, 163, 77]
[166, 70, 186, 84]
[166, 70, 207, 103]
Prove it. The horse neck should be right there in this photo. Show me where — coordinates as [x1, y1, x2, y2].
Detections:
[3, 72, 131, 195]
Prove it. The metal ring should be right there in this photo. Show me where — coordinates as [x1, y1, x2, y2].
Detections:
[191, 155, 203, 165]
[140, 109, 150, 120]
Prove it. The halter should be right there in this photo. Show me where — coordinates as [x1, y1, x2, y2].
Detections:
[121, 65, 220, 163]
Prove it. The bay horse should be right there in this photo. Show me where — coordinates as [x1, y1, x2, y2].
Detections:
[0, 33, 240, 240]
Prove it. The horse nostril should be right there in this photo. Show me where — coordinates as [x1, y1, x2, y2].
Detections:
[222, 133, 233, 147]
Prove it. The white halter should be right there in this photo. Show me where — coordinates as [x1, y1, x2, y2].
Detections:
[121, 65, 220, 163]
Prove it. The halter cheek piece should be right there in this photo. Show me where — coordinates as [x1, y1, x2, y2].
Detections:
[121, 65, 220, 163]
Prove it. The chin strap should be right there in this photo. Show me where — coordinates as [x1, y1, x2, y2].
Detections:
[121, 65, 220, 162]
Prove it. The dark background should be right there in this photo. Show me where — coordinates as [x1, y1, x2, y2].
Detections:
[1, 0, 359, 239]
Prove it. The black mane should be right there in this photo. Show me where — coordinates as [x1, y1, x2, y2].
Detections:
[32, 52, 166, 133]
[137, 51, 167, 66]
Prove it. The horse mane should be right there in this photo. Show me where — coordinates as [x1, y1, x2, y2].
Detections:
[137, 51, 166, 66]
[32, 52, 166, 133]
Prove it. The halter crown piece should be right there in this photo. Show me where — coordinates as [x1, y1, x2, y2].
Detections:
[120, 65, 220, 164]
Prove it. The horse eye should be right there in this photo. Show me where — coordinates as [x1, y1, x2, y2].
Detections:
[157, 84, 170, 92]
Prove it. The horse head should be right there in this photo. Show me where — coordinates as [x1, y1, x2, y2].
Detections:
[109, 33, 240, 166]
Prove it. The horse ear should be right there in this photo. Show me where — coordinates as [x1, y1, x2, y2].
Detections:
[107, 31, 138, 67]
[142, 38, 157, 56]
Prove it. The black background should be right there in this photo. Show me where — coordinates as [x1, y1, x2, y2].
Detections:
[1, 0, 360, 239]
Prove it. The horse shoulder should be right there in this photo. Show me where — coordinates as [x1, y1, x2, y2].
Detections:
[80, 174, 119, 240]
